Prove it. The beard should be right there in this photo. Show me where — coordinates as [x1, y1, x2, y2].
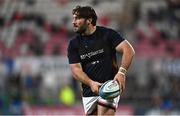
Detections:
[73, 22, 88, 34]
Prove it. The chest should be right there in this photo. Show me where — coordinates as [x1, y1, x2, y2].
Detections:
[78, 36, 111, 63]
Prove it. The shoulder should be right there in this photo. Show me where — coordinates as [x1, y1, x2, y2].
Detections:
[97, 26, 121, 35]
[97, 26, 124, 38]
[68, 35, 80, 48]
[97, 26, 111, 32]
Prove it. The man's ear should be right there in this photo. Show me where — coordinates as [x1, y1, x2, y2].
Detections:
[87, 18, 92, 24]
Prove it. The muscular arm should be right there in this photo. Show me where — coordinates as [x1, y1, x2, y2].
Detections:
[114, 40, 135, 91]
[70, 63, 92, 86]
[115, 40, 135, 70]
[70, 63, 101, 93]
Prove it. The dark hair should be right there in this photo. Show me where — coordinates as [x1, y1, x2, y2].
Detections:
[72, 5, 97, 26]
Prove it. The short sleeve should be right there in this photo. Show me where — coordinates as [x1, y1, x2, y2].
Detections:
[67, 40, 80, 64]
[108, 29, 125, 48]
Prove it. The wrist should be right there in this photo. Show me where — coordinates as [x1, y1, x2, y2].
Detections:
[117, 67, 127, 76]
[89, 80, 94, 87]
[118, 67, 127, 76]
[117, 71, 125, 76]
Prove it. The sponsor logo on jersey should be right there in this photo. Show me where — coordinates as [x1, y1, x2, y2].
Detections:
[80, 49, 104, 60]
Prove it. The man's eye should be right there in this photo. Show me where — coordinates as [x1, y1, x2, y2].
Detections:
[74, 17, 78, 20]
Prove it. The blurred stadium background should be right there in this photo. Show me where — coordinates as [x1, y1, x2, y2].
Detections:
[0, 0, 179, 115]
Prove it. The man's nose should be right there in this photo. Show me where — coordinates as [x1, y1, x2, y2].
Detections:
[72, 19, 75, 24]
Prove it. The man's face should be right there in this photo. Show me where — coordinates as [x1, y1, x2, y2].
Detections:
[72, 14, 88, 34]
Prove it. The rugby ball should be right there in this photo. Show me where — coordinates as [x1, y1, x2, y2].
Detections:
[99, 80, 121, 99]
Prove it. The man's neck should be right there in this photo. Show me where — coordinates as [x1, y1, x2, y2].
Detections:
[83, 26, 96, 36]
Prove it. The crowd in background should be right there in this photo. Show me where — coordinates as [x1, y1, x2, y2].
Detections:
[0, 0, 179, 115]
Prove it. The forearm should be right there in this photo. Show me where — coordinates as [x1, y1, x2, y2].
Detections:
[120, 47, 135, 71]
[72, 69, 93, 86]
[70, 63, 101, 94]
[114, 40, 135, 91]
[116, 40, 135, 72]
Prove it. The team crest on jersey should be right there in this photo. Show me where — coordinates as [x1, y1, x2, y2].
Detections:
[80, 49, 104, 60]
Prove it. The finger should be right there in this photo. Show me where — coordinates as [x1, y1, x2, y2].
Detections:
[121, 83, 125, 92]
[97, 82, 102, 86]
[113, 77, 117, 81]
